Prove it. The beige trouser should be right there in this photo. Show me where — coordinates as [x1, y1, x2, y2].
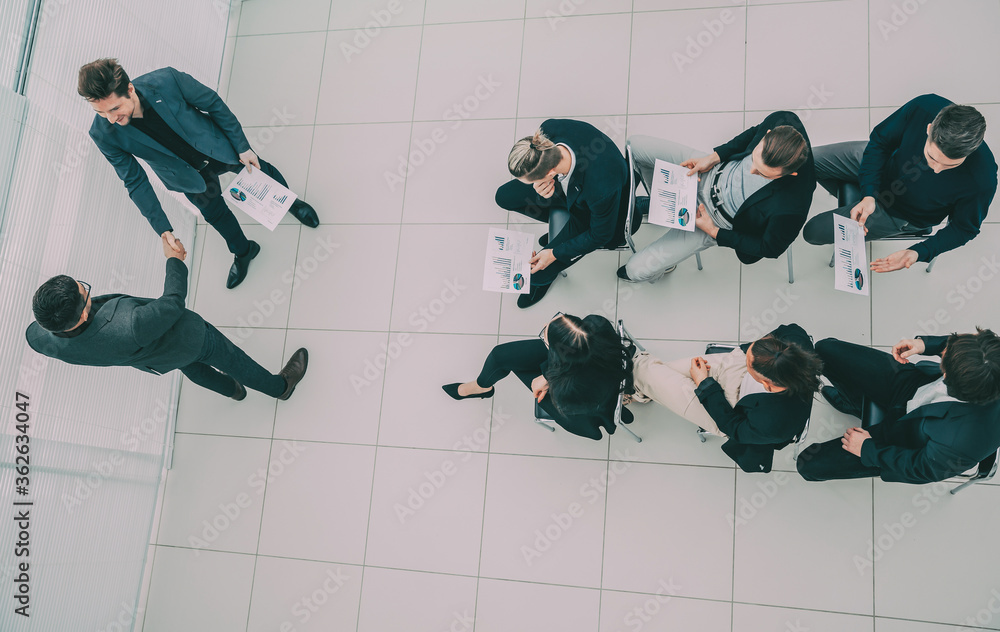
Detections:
[631, 347, 748, 436]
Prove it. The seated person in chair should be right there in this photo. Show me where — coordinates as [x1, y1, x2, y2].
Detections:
[442, 313, 634, 441]
[628, 323, 821, 473]
[797, 328, 1000, 484]
[619, 111, 814, 282]
[494, 120, 638, 308]
[802, 95, 996, 273]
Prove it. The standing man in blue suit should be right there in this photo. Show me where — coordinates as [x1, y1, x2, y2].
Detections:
[78, 58, 320, 289]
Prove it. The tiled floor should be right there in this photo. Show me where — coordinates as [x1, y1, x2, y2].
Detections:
[138, 1, 1000, 631]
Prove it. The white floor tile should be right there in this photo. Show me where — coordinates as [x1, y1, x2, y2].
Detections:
[390, 224, 503, 335]
[872, 480, 1000, 627]
[377, 332, 499, 451]
[227, 32, 326, 127]
[246, 557, 362, 632]
[519, 13, 632, 118]
[364, 447, 488, 575]
[599, 591, 732, 632]
[479, 454, 610, 588]
[733, 474, 874, 615]
[193, 223, 302, 329]
[357, 566, 478, 632]
[306, 122, 412, 224]
[602, 462, 736, 601]
[413, 21, 522, 121]
[475, 578, 601, 632]
[257, 442, 376, 564]
[238, 0, 332, 35]
[286, 224, 400, 331]
[317, 26, 423, 124]
[527, 0, 632, 18]
[400, 118, 514, 224]
[746, 0, 868, 112]
[733, 603, 874, 632]
[424, 0, 525, 24]
[273, 329, 387, 445]
[174, 326, 283, 438]
[142, 547, 255, 632]
[626, 112, 747, 159]
[156, 433, 271, 554]
[876, 619, 980, 632]
[629, 8, 747, 115]
[328, 0, 426, 30]
[869, 0, 1000, 107]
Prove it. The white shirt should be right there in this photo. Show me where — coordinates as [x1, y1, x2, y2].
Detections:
[737, 371, 769, 402]
[906, 376, 961, 414]
[556, 143, 576, 195]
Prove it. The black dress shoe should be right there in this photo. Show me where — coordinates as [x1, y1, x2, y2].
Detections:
[289, 199, 319, 228]
[616, 265, 632, 281]
[277, 348, 309, 400]
[442, 383, 495, 400]
[231, 381, 247, 401]
[539, 233, 549, 248]
[821, 386, 861, 417]
[635, 196, 649, 216]
[517, 282, 551, 309]
[227, 241, 260, 289]
[620, 406, 634, 424]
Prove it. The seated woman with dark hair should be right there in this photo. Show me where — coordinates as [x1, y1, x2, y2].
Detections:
[629, 323, 822, 472]
[443, 313, 634, 441]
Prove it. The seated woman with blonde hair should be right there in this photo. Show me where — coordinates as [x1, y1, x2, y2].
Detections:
[630, 323, 822, 472]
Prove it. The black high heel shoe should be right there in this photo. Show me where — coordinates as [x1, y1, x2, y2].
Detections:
[442, 383, 495, 400]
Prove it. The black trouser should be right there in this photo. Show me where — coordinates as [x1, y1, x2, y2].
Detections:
[178, 322, 286, 398]
[494, 181, 584, 286]
[797, 338, 938, 481]
[185, 157, 291, 256]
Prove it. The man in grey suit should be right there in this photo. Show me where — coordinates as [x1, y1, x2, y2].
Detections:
[26, 240, 309, 401]
[78, 58, 321, 289]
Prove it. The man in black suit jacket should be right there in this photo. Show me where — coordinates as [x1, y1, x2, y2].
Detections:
[620, 111, 815, 282]
[26, 241, 309, 401]
[79, 58, 320, 289]
[798, 330, 1000, 484]
[495, 119, 633, 308]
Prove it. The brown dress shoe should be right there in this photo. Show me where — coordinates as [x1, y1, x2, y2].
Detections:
[278, 348, 309, 400]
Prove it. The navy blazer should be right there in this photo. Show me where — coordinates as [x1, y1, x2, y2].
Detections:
[89, 67, 253, 236]
[26, 258, 206, 375]
[694, 323, 814, 473]
[537, 119, 629, 261]
[712, 111, 817, 264]
[860, 335, 1000, 484]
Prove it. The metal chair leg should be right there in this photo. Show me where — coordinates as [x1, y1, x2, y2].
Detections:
[697, 428, 709, 443]
[926, 256, 937, 273]
[829, 251, 835, 268]
[619, 423, 642, 443]
[786, 246, 794, 284]
[533, 418, 556, 432]
[949, 477, 978, 495]
[695, 252, 703, 271]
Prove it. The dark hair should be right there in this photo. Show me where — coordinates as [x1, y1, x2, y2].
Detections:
[941, 327, 1000, 405]
[748, 335, 823, 400]
[929, 104, 987, 160]
[545, 314, 633, 415]
[78, 58, 131, 101]
[761, 125, 810, 175]
[508, 130, 563, 181]
[32, 275, 84, 332]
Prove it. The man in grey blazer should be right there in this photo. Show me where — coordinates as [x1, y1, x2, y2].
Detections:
[78, 58, 320, 289]
[26, 240, 308, 401]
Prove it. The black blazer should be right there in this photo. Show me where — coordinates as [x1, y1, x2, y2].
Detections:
[860, 335, 1000, 484]
[712, 111, 816, 264]
[694, 323, 814, 473]
[537, 119, 630, 261]
[25, 258, 206, 375]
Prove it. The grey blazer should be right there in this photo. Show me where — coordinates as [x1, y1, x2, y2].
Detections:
[25, 258, 206, 375]
[88, 66, 253, 236]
